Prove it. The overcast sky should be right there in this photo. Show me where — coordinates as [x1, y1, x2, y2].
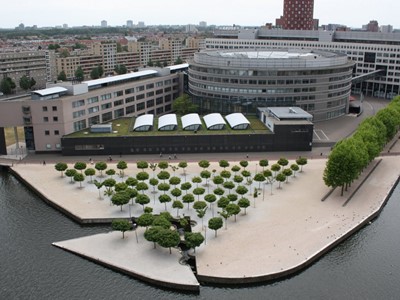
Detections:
[1, 0, 398, 29]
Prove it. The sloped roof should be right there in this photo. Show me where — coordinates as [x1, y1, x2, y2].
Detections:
[32, 87, 68, 96]
[203, 113, 226, 129]
[158, 114, 177, 130]
[181, 113, 202, 130]
[133, 114, 154, 131]
[225, 113, 250, 129]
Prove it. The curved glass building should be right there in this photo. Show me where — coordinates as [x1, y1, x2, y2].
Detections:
[188, 49, 354, 121]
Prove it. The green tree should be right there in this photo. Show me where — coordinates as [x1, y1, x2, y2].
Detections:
[208, 217, 223, 237]
[103, 178, 116, 198]
[178, 161, 188, 180]
[144, 226, 161, 248]
[217, 197, 229, 210]
[235, 185, 248, 197]
[231, 165, 241, 174]
[136, 182, 149, 194]
[73, 173, 85, 188]
[227, 194, 238, 202]
[226, 203, 241, 222]
[114, 182, 128, 192]
[218, 210, 231, 229]
[116, 161, 128, 177]
[158, 183, 170, 194]
[198, 160, 210, 170]
[219, 160, 230, 169]
[106, 169, 116, 178]
[282, 168, 293, 183]
[259, 159, 269, 171]
[238, 197, 250, 215]
[276, 173, 286, 189]
[157, 228, 180, 254]
[172, 94, 198, 115]
[114, 64, 127, 74]
[125, 176, 138, 188]
[172, 200, 184, 217]
[136, 194, 150, 211]
[239, 160, 249, 169]
[290, 164, 299, 177]
[147, 59, 154, 67]
[29, 77, 36, 89]
[74, 66, 84, 81]
[90, 67, 100, 79]
[182, 193, 195, 210]
[54, 162, 68, 177]
[213, 187, 225, 196]
[84, 168, 96, 182]
[93, 179, 103, 199]
[112, 219, 131, 239]
[193, 187, 205, 200]
[0, 77, 16, 95]
[190, 176, 201, 188]
[277, 158, 289, 167]
[296, 157, 308, 172]
[19, 75, 31, 91]
[149, 178, 159, 194]
[233, 175, 244, 183]
[74, 161, 87, 173]
[136, 171, 149, 182]
[157, 170, 170, 182]
[65, 169, 77, 183]
[57, 70, 67, 81]
[137, 213, 154, 230]
[180, 182, 192, 194]
[159, 194, 172, 211]
[174, 56, 183, 65]
[111, 191, 130, 211]
[152, 216, 172, 229]
[253, 173, 266, 189]
[271, 163, 281, 176]
[223, 181, 235, 194]
[184, 232, 204, 252]
[171, 187, 182, 200]
[137, 160, 149, 170]
[213, 175, 224, 187]
[376, 107, 400, 142]
[95, 162, 107, 176]
[169, 176, 181, 186]
[220, 170, 231, 181]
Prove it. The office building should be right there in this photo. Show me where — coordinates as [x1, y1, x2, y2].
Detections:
[276, 0, 317, 30]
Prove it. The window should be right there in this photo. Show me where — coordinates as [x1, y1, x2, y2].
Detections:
[101, 103, 112, 110]
[146, 83, 154, 89]
[52, 106, 57, 111]
[42, 106, 48, 112]
[88, 106, 99, 114]
[72, 99, 85, 108]
[73, 120, 87, 131]
[125, 96, 135, 103]
[73, 110, 85, 118]
[43, 117, 49, 122]
[136, 94, 145, 100]
[53, 116, 58, 122]
[88, 115, 100, 126]
[136, 85, 145, 92]
[146, 91, 154, 97]
[113, 90, 123, 97]
[114, 99, 123, 107]
[100, 93, 112, 101]
[114, 108, 124, 118]
[137, 102, 145, 111]
[45, 130, 50, 136]
[54, 130, 59, 135]
[126, 105, 135, 115]
[156, 97, 163, 105]
[102, 112, 113, 122]
[87, 96, 99, 104]
[146, 99, 154, 108]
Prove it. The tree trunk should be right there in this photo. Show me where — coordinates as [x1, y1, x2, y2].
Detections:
[122, 232, 125, 239]
[341, 185, 344, 196]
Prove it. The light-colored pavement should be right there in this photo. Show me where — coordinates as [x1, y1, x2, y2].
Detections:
[8, 145, 400, 287]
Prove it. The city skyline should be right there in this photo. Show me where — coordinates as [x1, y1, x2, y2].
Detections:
[1, 0, 399, 29]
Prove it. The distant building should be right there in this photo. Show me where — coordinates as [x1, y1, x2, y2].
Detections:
[366, 20, 379, 32]
[199, 21, 207, 27]
[101, 20, 107, 28]
[127, 20, 133, 28]
[137, 21, 145, 28]
[380, 25, 393, 33]
[186, 24, 198, 33]
[275, 0, 317, 30]
[63, 24, 68, 29]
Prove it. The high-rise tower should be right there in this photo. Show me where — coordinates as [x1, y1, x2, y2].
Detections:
[276, 0, 316, 30]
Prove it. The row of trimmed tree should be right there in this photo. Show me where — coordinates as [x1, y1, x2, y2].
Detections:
[324, 96, 400, 195]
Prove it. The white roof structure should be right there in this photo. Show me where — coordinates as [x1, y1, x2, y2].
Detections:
[203, 113, 226, 130]
[32, 87, 68, 97]
[83, 70, 158, 88]
[158, 114, 178, 131]
[181, 113, 202, 131]
[133, 114, 154, 131]
[165, 63, 189, 71]
[225, 113, 250, 130]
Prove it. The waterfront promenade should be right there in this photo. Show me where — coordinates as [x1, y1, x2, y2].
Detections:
[6, 138, 400, 289]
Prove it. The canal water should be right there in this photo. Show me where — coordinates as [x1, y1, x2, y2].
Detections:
[1, 168, 400, 300]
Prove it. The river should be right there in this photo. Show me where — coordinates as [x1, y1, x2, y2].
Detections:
[1, 168, 400, 300]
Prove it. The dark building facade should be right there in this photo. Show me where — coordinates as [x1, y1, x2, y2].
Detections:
[276, 0, 315, 30]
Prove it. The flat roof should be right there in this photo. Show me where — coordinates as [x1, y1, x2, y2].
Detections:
[133, 114, 154, 131]
[225, 113, 250, 128]
[210, 51, 319, 60]
[158, 114, 178, 130]
[203, 113, 226, 129]
[83, 70, 158, 88]
[181, 113, 202, 130]
[165, 63, 189, 71]
[32, 87, 68, 96]
[262, 107, 313, 120]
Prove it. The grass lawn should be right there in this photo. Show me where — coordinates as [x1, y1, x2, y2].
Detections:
[66, 115, 271, 138]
